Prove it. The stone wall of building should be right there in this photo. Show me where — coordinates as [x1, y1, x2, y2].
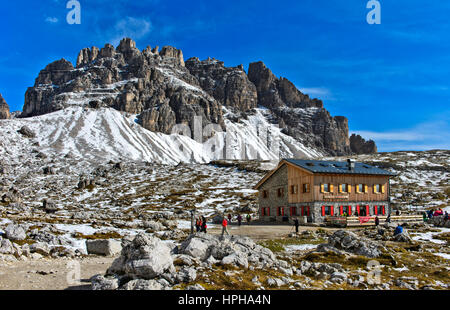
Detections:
[258, 165, 288, 221]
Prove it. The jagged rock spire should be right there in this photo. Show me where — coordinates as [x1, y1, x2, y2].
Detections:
[0, 93, 11, 119]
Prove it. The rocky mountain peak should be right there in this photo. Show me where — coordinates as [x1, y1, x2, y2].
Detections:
[0, 93, 11, 119]
[19, 37, 377, 156]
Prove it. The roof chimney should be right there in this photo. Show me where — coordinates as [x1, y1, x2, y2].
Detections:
[347, 159, 355, 171]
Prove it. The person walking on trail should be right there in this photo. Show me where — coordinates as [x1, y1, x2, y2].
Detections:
[246, 214, 251, 225]
[237, 214, 242, 227]
[375, 216, 380, 227]
[293, 218, 300, 234]
[221, 217, 230, 237]
[228, 214, 232, 223]
[201, 216, 207, 233]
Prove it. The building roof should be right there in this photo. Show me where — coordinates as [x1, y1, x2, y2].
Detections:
[283, 159, 397, 176]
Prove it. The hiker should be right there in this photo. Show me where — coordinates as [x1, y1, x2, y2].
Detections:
[246, 214, 251, 225]
[201, 216, 207, 233]
[394, 224, 403, 236]
[422, 212, 428, 222]
[237, 214, 242, 226]
[228, 213, 232, 223]
[434, 209, 444, 217]
[293, 217, 300, 234]
[195, 217, 201, 232]
[427, 210, 433, 219]
[221, 217, 230, 237]
[445, 212, 449, 221]
[375, 216, 380, 227]
[396, 210, 400, 216]
[385, 214, 391, 223]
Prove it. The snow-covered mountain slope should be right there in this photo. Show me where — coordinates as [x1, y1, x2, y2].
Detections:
[0, 106, 323, 165]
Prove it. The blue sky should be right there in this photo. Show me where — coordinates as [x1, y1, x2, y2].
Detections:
[1, 0, 449, 151]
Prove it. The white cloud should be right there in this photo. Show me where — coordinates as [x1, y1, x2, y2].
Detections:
[110, 17, 152, 46]
[45, 17, 59, 24]
[298, 87, 335, 100]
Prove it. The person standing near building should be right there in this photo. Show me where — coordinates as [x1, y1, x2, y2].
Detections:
[375, 216, 380, 227]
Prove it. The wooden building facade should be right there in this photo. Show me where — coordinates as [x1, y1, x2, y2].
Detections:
[255, 159, 396, 223]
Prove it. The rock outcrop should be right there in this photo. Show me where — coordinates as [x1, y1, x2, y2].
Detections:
[0, 93, 10, 119]
[248, 61, 351, 156]
[316, 230, 385, 258]
[350, 134, 377, 154]
[92, 232, 283, 290]
[19, 37, 376, 156]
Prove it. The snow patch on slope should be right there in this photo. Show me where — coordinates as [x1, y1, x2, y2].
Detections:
[0, 106, 322, 165]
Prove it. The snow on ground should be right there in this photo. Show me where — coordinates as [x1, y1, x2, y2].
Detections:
[433, 253, 450, 260]
[410, 227, 450, 244]
[284, 244, 318, 252]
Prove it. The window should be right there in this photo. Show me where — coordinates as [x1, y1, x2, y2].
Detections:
[357, 184, 363, 193]
[339, 205, 351, 216]
[291, 185, 298, 194]
[277, 188, 284, 197]
[290, 207, 298, 216]
[321, 206, 334, 216]
[373, 184, 385, 194]
[377, 205, 386, 215]
[340, 184, 348, 193]
[303, 183, 310, 193]
[357, 184, 367, 193]
[321, 183, 333, 193]
[374, 184, 381, 194]
[262, 190, 269, 198]
[277, 207, 285, 216]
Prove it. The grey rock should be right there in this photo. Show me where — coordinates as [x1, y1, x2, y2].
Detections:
[91, 274, 120, 290]
[86, 239, 122, 256]
[29, 242, 51, 256]
[106, 233, 175, 280]
[17, 126, 36, 138]
[120, 279, 165, 290]
[5, 224, 27, 241]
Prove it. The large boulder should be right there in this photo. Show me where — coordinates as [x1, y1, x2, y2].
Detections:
[86, 239, 122, 256]
[0, 236, 15, 254]
[178, 233, 277, 267]
[318, 230, 384, 258]
[5, 224, 27, 241]
[106, 233, 175, 280]
[17, 126, 36, 138]
[393, 232, 412, 243]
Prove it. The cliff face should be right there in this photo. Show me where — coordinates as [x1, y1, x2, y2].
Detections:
[20, 38, 376, 156]
[247, 61, 351, 156]
[0, 93, 11, 119]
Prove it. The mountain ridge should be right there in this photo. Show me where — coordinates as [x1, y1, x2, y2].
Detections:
[17, 37, 376, 159]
